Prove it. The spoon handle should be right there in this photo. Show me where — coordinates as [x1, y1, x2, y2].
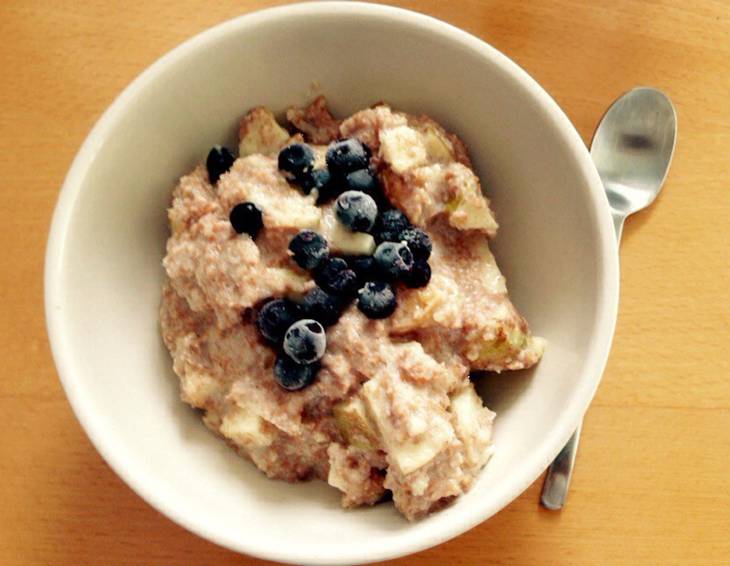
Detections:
[540, 208, 625, 510]
[540, 422, 582, 510]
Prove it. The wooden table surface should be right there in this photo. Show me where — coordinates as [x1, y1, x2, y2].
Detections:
[2, 1, 729, 564]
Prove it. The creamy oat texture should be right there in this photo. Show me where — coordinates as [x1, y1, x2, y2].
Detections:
[160, 97, 545, 520]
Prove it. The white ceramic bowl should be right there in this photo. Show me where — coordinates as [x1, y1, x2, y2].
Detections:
[45, 2, 618, 564]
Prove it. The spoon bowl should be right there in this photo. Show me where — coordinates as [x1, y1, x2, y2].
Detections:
[591, 87, 677, 233]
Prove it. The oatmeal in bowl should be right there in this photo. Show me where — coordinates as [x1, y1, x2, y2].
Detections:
[160, 96, 545, 520]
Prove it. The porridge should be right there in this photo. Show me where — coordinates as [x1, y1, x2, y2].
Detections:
[160, 96, 544, 520]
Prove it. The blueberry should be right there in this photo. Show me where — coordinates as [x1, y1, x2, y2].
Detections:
[326, 138, 371, 176]
[274, 353, 319, 391]
[283, 319, 327, 364]
[315, 176, 345, 204]
[300, 168, 332, 196]
[399, 227, 432, 260]
[206, 145, 236, 184]
[335, 190, 378, 232]
[315, 257, 359, 297]
[374, 209, 410, 243]
[289, 230, 329, 271]
[256, 299, 301, 344]
[302, 287, 344, 327]
[357, 281, 397, 319]
[345, 168, 392, 208]
[278, 143, 315, 180]
[345, 255, 378, 286]
[345, 168, 378, 193]
[373, 241, 414, 281]
[403, 259, 431, 288]
[230, 202, 263, 238]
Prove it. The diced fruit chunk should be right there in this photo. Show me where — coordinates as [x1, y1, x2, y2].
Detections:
[419, 124, 455, 163]
[389, 273, 461, 334]
[238, 107, 291, 157]
[379, 125, 429, 174]
[467, 325, 546, 370]
[333, 396, 381, 451]
[444, 167, 498, 234]
[319, 206, 376, 256]
[361, 373, 455, 475]
[446, 195, 498, 233]
[220, 405, 275, 448]
[449, 385, 495, 468]
[179, 369, 223, 409]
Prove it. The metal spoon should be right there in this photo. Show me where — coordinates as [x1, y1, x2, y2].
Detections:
[540, 87, 677, 510]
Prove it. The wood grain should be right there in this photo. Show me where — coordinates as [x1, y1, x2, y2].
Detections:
[2, 1, 729, 564]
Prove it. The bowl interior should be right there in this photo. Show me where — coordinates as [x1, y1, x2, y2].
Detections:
[46, 3, 617, 564]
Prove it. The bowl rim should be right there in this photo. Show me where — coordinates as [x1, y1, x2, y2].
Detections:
[44, 2, 619, 564]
